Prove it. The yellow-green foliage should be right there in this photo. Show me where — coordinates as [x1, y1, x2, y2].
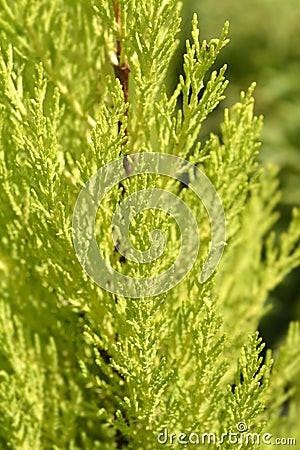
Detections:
[0, 1, 299, 449]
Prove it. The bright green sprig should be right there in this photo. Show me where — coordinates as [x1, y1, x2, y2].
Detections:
[0, 1, 299, 449]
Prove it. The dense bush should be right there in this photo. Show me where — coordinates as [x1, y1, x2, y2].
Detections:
[0, 1, 299, 448]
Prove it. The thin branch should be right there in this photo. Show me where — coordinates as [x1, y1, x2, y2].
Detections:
[113, 1, 130, 137]
[112, 2, 134, 178]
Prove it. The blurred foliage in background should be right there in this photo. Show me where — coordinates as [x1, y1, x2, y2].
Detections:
[172, 0, 300, 344]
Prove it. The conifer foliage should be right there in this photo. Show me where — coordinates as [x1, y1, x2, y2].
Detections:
[0, 1, 299, 449]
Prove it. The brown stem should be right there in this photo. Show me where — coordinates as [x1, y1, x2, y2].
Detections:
[113, 2, 122, 59]
[112, 2, 134, 178]
[113, 2, 130, 135]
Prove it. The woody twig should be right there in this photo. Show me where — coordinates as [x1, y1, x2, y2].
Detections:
[113, 2, 130, 136]
[112, 2, 134, 178]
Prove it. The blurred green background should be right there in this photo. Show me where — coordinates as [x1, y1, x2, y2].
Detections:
[171, 0, 300, 347]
